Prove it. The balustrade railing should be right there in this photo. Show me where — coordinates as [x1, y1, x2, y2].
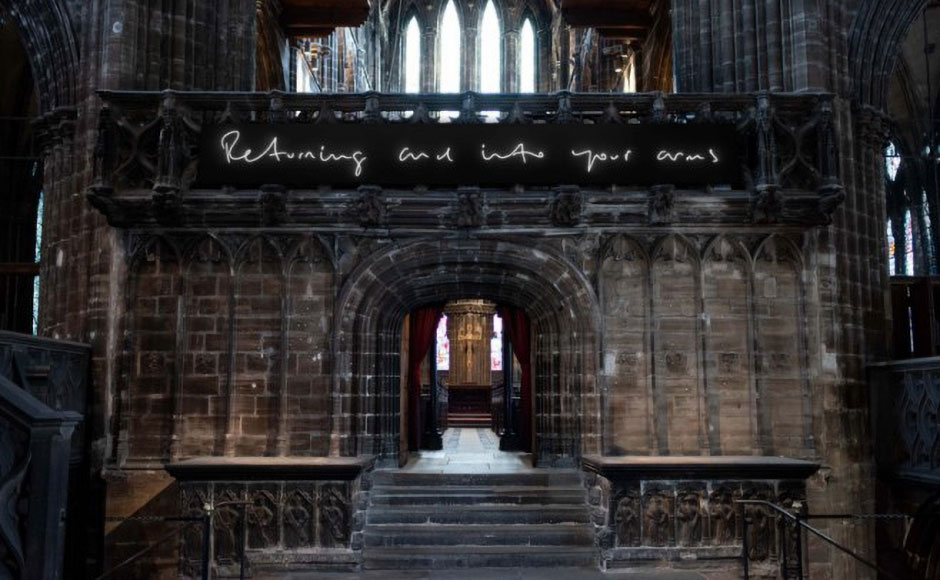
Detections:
[868, 358, 940, 484]
[0, 331, 90, 580]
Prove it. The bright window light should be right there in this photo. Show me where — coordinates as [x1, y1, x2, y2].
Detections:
[480, 1, 501, 93]
[439, 1, 461, 93]
[623, 51, 636, 93]
[520, 18, 536, 92]
[436, 315, 450, 370]
[404, 16, 421, 93]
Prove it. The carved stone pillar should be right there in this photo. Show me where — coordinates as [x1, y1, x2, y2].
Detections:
[463, 26, 479, 92]
[504, 29, 520, 93]
[422, 27, 438, 93]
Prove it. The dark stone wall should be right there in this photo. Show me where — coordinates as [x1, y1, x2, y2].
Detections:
[1, 0, 928, 576]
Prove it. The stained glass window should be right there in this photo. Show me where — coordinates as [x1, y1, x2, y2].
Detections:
[520, 18, 535, 92]
[436, 315, 450, 370]
[905, 208, 914, 274]
[32, 188, 43, 334]
[491, 314, 503, 371]
[885, 142, 900, 181]
[887, 218, 895, 276]
[404, 16, 421, 93]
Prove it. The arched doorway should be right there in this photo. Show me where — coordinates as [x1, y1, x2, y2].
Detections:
[332, 238, 602, 467]
[401, 300, 531, 468]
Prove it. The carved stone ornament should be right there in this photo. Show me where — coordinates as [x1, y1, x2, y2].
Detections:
[751, 183, 783, 223]
[353, 186, 386, 227]
[709, 487, 737, 545]
[643, 489, 673, 546]
[455, 189, 484, 228]
[817, 181, 845, 223]
[615, 490, 641, 547]
[550, 188, 583, 226]
[676, 489, 704, 546]
[649, 184, 676, 224]
[603, 234, 641, 262]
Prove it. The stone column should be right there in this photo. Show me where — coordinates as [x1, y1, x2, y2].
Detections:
[504, 29, 520, 93]
[463, 26, 479, 92]
[422, 26, 438, 93]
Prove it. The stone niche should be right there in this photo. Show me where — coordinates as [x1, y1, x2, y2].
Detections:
[581, 455, 819, 572]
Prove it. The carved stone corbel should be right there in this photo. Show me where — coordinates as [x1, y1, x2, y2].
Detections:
[550, 186, 583, 226]
[648, 184, 676, 224]
[353, 186, 386, 227]
[455, 188, 484, 228]
[751, 183, 783, 224]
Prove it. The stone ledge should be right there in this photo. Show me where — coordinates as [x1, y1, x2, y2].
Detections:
[165, 456, 375, 481]
[581, 455, 820, 481]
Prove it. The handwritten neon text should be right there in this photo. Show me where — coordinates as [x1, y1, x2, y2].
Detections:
[220, 130, 368, 177]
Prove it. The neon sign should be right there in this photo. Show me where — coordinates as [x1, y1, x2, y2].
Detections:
[199, 124, 738, 187]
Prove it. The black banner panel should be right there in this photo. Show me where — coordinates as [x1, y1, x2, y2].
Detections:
[198, 123, 739, 188]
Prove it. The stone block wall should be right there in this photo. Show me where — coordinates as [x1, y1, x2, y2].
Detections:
[118, 233, 334, 465]
[599, 234, 813, 459]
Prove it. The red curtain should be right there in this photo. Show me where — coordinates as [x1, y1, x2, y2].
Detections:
[499, 306, 532, 452]
[408, 307, 442, 451]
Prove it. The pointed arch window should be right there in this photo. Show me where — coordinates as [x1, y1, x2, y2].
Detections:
[622, 50, 637, 93]
[404, 16, 422, 93]
[439, 0, 462, 92]
[885, 141, 901, 181]
[480, 1, 501, 93]
[520, 17, 536, 92]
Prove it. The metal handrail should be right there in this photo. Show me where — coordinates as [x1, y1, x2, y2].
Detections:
[93, 499, 254, 580]
[736, 499, 904, 580]
[94, 517, 204, 580]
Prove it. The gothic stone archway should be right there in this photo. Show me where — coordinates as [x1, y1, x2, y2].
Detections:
[332, 237, 602, 466]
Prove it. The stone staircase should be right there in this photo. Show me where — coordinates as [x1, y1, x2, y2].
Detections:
[446, 411, 492, 428]
[362, 469, 597, 569]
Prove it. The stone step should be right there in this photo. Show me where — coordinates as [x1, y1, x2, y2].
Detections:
[367, 504, 590, 524]
[362, 545, 598, 570]
[447, 419, 491, 427]
[362, 523, 595, 547]
[370, 485, 586, 505]
[370, 469, 582, 487]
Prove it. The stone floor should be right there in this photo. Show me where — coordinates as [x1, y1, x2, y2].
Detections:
[399, 428, 534, 473]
